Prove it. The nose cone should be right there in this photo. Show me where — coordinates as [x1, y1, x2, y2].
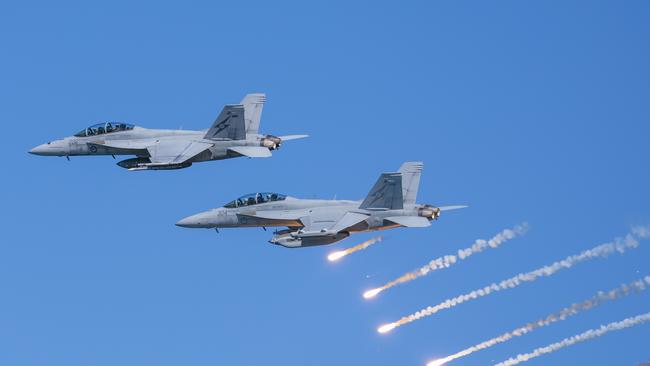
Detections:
[29, 140, 69, 156]
[176, 212, 213, 228]
[29, 143, 51, 155]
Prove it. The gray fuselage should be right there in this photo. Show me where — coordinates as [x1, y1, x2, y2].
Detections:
[30, 127, 266, 163]
[176, 197, 429, 247]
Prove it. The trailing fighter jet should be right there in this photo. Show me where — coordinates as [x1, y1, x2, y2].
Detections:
[28, 94, 307, 170]
[176, 162, 467, 248]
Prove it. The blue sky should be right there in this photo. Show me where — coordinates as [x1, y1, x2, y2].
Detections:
[1, 1, 649, 365]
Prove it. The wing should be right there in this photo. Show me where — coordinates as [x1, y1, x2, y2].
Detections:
[296, 212, 369, 237]
[236, 210, 368, 235]
[228, 146, 272, 158]
[147, 140, 213, 164]
[328, 212, 369, 233]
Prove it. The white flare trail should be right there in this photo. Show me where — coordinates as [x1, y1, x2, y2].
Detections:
[327, 236, 382, 262]
[426, 276, 650, 366]
[378, 231, 643, 333]
[494, 311, 650, 366]
[364, 223, 529, 299]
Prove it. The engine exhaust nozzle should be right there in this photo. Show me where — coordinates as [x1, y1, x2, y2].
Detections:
[419, 205, 441, 220]
[261, 135, 282, 150]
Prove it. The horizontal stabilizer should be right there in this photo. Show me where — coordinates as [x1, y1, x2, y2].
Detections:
[439, 205, 468, 212]
[278, 134, 309, 141]
[385, 216, 431, 228]
[228, 146, 272, 158]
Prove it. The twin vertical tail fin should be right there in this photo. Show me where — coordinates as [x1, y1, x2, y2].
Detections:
[359, 162, 423, 210]
[204, 105, 246, 140]
[204, 93, 265, 141]
[399, 161, 423, 205]
[240, 93, 266, 135]
[360, 173, 404, 210]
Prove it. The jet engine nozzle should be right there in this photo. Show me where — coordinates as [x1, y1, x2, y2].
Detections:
[418, 205, 441, 220]
[260, 135, 282, 150]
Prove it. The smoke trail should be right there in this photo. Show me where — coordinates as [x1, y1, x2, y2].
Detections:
[494, 311, 650, 366]
[426, 276, 650, 366]
[634, 225, 650, 239]
[378, 231, 642, 333]
[327, 236, 382, 262]
[638, 359, 650, 366]
[364, 223, 529, 299]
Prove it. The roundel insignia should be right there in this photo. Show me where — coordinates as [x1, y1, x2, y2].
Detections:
[89, 145, 98, 153]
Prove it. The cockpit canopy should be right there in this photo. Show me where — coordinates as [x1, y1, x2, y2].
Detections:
[224, 192, 287, 208]
[74, 122, 135, 137]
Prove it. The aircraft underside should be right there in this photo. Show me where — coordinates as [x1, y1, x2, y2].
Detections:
[268, 221, 401, 248]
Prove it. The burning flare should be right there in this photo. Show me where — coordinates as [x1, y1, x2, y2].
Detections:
[495, 311, 650, 366]
[377, 322, 397, 334]
[378, 230, 644, 333]
[425, 276, 650, 366]
[327, 237, 382, 262]
[363, 287, 384, 299]
[364, 224, 529, 299]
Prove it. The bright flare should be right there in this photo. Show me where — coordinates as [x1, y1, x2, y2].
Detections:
[380, 230, 643, 333]
[365, 224, 528, 299]
[424, 276, 650, 366]
[427, 359, 451, 366]
[327, 251, 347, 261]
[363, 287, 384, 299]
[377, 323, 396, 334]
[326, 236, 382, 262]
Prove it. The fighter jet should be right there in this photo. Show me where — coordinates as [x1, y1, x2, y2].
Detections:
[176, 162, 466, 248]
[28, 93, 307, 170]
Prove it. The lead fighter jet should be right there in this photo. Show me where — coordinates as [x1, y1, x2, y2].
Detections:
[176, 162, 466, 248]
[28, 94, 307, 170]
